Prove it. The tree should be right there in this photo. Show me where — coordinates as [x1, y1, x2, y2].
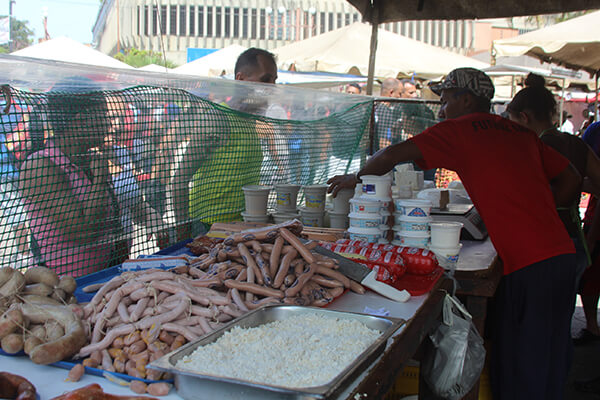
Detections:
[0, 16, 34, 53]
[526, 11, 591, 29]
[114, 48, 177, 69]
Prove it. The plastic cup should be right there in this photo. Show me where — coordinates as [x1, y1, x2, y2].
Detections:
[429, 221, 464, 248]
[300, 207, 325, 227]
[328, 210, 349, 229]
[331, 188, 354, 214]
[242, 185, 272, 216]
[274, 184, 301, 212]
[303, 185, 329, 211]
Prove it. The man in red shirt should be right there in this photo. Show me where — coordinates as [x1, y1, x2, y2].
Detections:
[328, 68, 581, 399]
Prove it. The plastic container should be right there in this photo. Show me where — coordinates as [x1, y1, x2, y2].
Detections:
[429, 243, 463, 268]
[303, 185, 329, 211]
[347, 226, 384, 243]
[328, 210, 349, 229]
[360, 174, 393, 199]
[242, 185, 272, 216]
[349, 197, 382, 214]
[396, 215, 432, 232]
[271, 211, 301, 224]
[392, 184, 413, 199]
[348, 212, 387, 229]
[429, 221, 464, 248]
[394, 199, 432, 217]
[241, 211, 270, 223]
[300, 207, 325, 227]
[392, 229, 430, 248]
[274, 184, 301, 212]
[331, 188, 354, 214]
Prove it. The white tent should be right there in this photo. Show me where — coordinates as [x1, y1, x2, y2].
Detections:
[11, 37, 133, 70]
[137, 64, 172, 73]
[272, 22, 488, 79]
[172, 44, 247, 77]
[493, 10, 600, 76]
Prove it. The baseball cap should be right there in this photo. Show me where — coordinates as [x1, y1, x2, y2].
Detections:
[431, 68, 495, 100]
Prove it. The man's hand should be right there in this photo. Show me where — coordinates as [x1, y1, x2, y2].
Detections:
[327, 174, 358, 198]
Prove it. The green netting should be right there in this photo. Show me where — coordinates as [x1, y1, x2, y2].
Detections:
[0, 84, 372, 276]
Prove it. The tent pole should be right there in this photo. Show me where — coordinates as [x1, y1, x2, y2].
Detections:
[365, 7, 379, 96]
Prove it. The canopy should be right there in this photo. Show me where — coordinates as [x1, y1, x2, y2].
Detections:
[11, 37, 133, 70]
[172, 44, 247, 77]
[348, 0, 600, 24]
[137, 64, 172, 73]
[272, 22, 488, 80]
[493, 10, 600, 76]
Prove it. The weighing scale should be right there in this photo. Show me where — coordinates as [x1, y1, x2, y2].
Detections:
[430, 204, 488, 240]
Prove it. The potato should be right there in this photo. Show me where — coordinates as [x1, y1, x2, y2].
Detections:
[1, 333, 24, 354]
[23, 283, 53, 297]
[57, 276, 77, 295]
[0, 269, 25, 297]
[24, 266, 59, 287]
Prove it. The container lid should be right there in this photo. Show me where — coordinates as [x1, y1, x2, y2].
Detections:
[348, 226, 384, 234]
[349, 197, 382, 205]
[393, 229, 430, 237]
[241, 211, 269, 217]
[242, 185, 272, 192]
[395, 199, 433, 207]
[359, 194, 393, 202]
[429, 221, 464, 229]
[274, 184, 301, 190]
[302, 184, 329, 190]
[398, 215, 432, 222]
[348, 212, 383, 220]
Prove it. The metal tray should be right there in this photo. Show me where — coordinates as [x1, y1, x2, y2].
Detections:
[149, 304, 405, 400]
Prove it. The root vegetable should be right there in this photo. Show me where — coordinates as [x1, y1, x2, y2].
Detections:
[57, 276, 77, 295]
[1, 333, 24, 354]
[67, 363, 85, 382]
[24, 266, 59, 287]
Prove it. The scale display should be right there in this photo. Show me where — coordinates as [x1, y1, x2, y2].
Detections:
[430, 204, 488, 240]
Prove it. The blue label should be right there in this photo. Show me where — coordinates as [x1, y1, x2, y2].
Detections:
[407, 207, 427, 217]
[362, 184, 376, 194]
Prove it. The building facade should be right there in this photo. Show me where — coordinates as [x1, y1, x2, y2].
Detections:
[93, 0, 484, 66]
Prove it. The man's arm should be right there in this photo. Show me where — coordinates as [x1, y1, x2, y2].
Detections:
[582, 148, 600, 196]
[550, 163, 582, 208]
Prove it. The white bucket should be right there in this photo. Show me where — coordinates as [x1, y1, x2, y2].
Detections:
[331, 188, 354, 214]
[242, 185, 272, 215]
[394, 199, 432, 217]
[349, 197, 382, 214]
[275, 184, 301, 212]
[429, 243, 463, 268]
[430, 221, 463, 248]
[241, 211, 270, 223]
[348, 212, 387, 229]
[347, 226, 384, 243]
[361, 174, 393, 199]
[395, 214, 431, 232]
[392, 229, 430, 248]
[303, 185, 329, 211]
[328, 211, 349, 229]
[271, 211, 301, 225]
[300, 207, 325, 227]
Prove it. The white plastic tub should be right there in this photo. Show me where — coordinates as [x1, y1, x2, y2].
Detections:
[349, 197, 382, 214]
[327, 211, 349, 229]
[429, 221, 464, 248]
[347, 226, 384, 243]
[360, 174, 393, 199]
[394, 199, 432, 217]
[274, 184, 301, 212]
[300, 207, 325, 227]
[429, 243, 463, 268]
[303, 185, 329, 211]
[242, 185, 272, 216]
[331, 188, 354, 214]
[392, 229, 430, 248]
[348, 212, 386, 229]
[396, 215, 431, 232]
[241, 211, 270, 223]
[271, 211, 301, 225]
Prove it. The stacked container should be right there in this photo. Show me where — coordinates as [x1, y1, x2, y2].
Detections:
[428, 221, 464, 268]
[271, 184, 301, 223]
[327, 188, 353, 229]
[392, 198, 433, 248]
[300, 184, 328, 227]
[241, 185, 272, 223]
[347, 174, 392, 243]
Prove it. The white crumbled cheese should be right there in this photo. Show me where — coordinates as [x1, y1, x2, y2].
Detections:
[175, 313, 381, 388]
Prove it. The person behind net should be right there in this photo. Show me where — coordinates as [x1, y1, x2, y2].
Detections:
[19, 88, 120, 277]
[327, 67, 581, 400]
[172, 48, 276, 241]
[373, 78, 402, 152]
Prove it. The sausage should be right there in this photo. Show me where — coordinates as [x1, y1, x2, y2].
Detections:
[237, 243, 263, 285]
[285, 263, 317, 297]
[223, 219, 302, 245]
[147, 382, 172, 396]
[129, 380, 147, 394]
[269, 236, 284, 277]
[230, 288, 249, 312]
[0, 306, 23, 339]
[22, 283, 53, 297]
[23, 266, 59, 287]
[315, 265, 351, 288]
[0, 372, 36, 400]
[1, 333, 24, 354]
[279, 228, 316, 264]
[57, 276, 77, 295]
[224, 280, 284, 298]
[273, 249, 297, 288]
[254, 252, 272, 286]
[349, 280, 366, 294]
[310, 275, 344, 288]
[0, 269, 25, 297]
[67, 363, 85, 382]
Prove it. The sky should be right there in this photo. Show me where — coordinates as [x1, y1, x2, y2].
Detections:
[0, 0, 101, 45]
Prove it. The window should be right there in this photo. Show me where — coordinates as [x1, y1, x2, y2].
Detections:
[328, 13, 333, 31]
[243, 8, 248, 38]
[152, 6, 158, 35]
[303, 11, 309, 38]
[137, 6, 140, 35]
[144, 6, 149, 36]
[446, 21, 451, 47]
[252, 9, 257, 39]
[216, 6, 222, 37]
[259, 9, 265, 39]
[276, 11, 283, 39]
[438, 21, 444, 47]
[234, 8, 240, 37]
[189, 6, 195, 36]
[337, 12, 342, 28]
[353, 13, 359, 22]
[225, 7, 231, 37]
[345, 13, 350, 26]
[320, 12, 325, 33]
[179, 6, 186, 36]
[207, 6, 213, 36]
[161, 5, 167, 34]
[198, 6, 204, 36]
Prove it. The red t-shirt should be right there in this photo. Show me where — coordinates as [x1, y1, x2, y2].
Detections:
[410, 113, 575, 275]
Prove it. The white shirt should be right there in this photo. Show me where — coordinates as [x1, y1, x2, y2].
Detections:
[561, 119, 575, 134]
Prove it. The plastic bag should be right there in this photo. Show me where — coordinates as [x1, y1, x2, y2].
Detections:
[422, 294, 486, 399]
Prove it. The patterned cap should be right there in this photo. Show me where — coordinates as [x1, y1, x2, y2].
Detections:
[431, 68, 495, 99]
